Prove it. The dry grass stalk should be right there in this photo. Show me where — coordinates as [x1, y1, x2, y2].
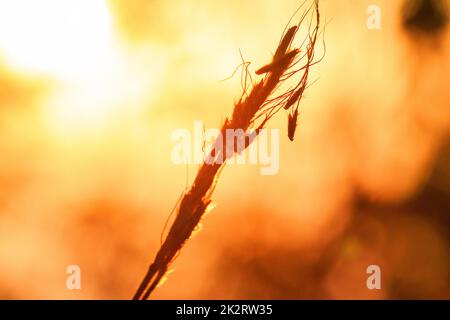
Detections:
[133, 0, 322, 300]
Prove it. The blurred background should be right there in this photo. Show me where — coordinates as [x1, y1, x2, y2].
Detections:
[0, 0, 449, 299]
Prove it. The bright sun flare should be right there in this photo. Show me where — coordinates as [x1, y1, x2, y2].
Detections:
[0, 0, 153, 134]
[0, 0, 114, 77]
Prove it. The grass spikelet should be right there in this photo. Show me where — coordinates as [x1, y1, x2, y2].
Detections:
[274, 26, 299, 60]
[284, 85, 305, 110]
[133, 0, 322, 300]
[288, 108, 299, 141]
[256, 49, 301, 75]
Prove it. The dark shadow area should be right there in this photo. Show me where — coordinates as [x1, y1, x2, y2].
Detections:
[403, 0, 449, 35]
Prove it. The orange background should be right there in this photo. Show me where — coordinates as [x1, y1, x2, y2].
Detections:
[0, 0, 449, 299]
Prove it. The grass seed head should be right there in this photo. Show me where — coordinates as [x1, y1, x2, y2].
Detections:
[274, 25, 299, 60]
[256, 49, 301, 75]
[287, 108, 299, 141]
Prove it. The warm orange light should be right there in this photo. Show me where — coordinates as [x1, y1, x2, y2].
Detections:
[0, 0, 114, 78]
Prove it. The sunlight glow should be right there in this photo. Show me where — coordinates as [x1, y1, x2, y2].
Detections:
[46, 66, 156, 136]
[0, 0, 165, 135]
[0, 0, 114, 77]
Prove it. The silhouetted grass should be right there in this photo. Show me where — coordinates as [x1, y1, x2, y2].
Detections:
[133, 0, 322, 300]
